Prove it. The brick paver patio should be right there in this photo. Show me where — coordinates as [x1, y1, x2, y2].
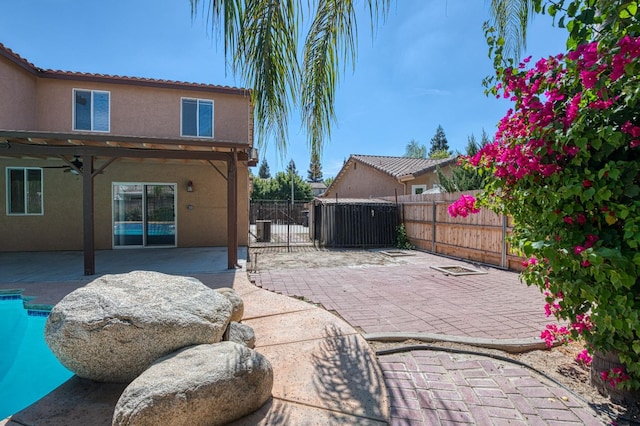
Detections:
[253, 250, 608, 425]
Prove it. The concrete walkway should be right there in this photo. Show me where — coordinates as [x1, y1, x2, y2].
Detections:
[253, 250, 608, 425]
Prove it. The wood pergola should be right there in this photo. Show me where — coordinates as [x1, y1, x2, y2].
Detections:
[0, 130, 255, 275]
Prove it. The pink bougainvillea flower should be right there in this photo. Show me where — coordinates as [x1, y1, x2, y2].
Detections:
[576, 349, 592, 366]
[601, 367, 631, 388]
[574, 245, 586, 255]
[563, 216, 574, 225]
[585, 234, 600, 248]
[577, 214, 587, 225]
[540, 324, 571, 348]
[583, 180, 592, 188]
[581, 260, 591, 267]
[447, 195, 480, 218]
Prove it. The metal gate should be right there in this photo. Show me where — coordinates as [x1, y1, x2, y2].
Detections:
[249, 200, 313, 248]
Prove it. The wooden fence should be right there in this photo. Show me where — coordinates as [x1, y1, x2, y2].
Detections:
[381, 191, 525, 270]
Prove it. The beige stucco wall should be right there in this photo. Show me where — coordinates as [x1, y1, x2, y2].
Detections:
[324, 161, 456, 198]
[0, 56, 37, 130]
[0, 52, 250, 142]
[324, 160, 405, 199]
[409, 163, 453, 193]
[0, 158, 249, 252]
[34, 79, 250, 142]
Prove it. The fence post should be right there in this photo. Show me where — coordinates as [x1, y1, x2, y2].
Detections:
[432, 201, 437, 253]
[287, 201, 291, 252]
[501, 214, 508, 269]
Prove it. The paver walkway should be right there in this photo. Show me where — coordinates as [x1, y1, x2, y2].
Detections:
[254, 253, 551, 339]
[254, 250, 609, 425]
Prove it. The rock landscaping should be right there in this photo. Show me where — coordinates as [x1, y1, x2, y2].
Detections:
[43, 270, 272, 424]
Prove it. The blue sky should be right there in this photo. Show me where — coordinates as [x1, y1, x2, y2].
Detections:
[0, 1, 568, 178]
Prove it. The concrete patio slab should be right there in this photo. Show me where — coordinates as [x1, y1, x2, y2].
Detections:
[255, 333, 389, 422]
[229, 397, 387, 426]
[0, 254, 390, 425]
[243, 308, 357, 347]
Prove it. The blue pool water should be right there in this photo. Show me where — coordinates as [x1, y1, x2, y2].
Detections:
[113, 222, 175, 236]
[0, 296, 73, 420]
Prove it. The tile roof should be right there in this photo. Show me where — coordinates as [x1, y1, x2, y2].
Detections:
[0, 42, 250, 95]
[351, 154, 455, 177]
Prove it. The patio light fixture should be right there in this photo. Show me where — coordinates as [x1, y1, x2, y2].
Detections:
[186, 180, 194, 192]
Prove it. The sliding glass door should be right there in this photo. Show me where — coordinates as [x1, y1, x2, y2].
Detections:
[113, 183, 176, 247]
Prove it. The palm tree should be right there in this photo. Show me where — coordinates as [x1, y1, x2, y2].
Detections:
[190, 0, 532, 156]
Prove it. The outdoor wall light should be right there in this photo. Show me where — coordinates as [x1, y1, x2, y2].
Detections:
[186, 181, 194, 192]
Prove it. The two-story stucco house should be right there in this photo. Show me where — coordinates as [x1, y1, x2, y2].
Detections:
[0, 43, 256, 274]
[323, 154, 456, 199]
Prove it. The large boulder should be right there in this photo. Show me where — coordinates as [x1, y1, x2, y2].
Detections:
[112, 342, 273, 426]
[45, 271, 232, 383]
[216, 287, 244, 322]
[223, 321, 256, 349]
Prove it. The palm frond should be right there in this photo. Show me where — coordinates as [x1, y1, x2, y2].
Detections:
[241, 0, 301, 152]
[190, 0, 244, 71]
[489, 0, 534, 60]
[302, 0, 389, 155]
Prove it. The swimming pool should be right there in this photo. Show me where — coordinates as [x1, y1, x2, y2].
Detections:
[0, 294, 73, 420]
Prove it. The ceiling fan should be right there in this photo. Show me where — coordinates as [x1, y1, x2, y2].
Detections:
[42, 156, 83, 174]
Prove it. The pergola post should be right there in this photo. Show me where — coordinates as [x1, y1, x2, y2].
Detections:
[82, 154, 95, 275]
[227, 151, 238, 269]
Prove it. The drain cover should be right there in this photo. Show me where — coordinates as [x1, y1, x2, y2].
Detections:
[380, 250, 415, 257]
[430, 265, 487, 276]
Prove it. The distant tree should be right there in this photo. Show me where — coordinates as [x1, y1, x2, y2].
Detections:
[437, 133, 488, 192]
[404, 139, 426, 158]
[307, 152, 323, 182]
[252, 168, 313, 201]
[286, 159, 297, 176]
[258, 159, 271, 179]
[465, 134, 480, 157]
[428, 125, 450, 157]
[324, 176, 335, 188]
[480, 128, 492, 146]
[429, 149, 451, 160]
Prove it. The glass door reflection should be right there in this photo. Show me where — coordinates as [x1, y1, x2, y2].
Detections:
[113, 183, 176, 247]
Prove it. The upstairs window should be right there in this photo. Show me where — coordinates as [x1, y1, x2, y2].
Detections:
[181, 98, 213, 137]
[6, 167, 43, 215]
[74, 89, 110, 132]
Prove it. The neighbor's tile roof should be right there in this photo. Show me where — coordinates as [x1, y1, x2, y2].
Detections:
[352, 155, 454, 177]
[0, 42, 249, 95]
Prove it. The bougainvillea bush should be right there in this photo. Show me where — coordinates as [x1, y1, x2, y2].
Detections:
[456, 1, 640, 390]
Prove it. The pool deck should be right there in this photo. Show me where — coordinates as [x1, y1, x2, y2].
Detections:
[0, 248, 389, 425]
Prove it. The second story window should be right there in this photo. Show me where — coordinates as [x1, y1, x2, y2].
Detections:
[181, 98, 213, 138]
[74, 89, 110, 132]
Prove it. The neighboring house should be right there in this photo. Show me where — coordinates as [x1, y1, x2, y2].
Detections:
[322, 155, 456, 199]
[308, 181, 327, 197]
[0, 43, 257, 273]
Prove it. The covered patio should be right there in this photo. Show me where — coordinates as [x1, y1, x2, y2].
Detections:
[0, 247, 247, 305]
[1, 131, 256, 275]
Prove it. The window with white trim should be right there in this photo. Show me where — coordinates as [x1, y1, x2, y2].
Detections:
[6, 167, 43, 215]
[73, 89, 110, 132]
[181, 98, 214, 137]
[412, 184, 427, 195]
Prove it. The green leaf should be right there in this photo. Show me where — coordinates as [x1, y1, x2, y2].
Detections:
[633, 341, 640, 355]
[558, 16, 566, 28]
[625, 185, 640, 198]
[619, 2, 638, 19]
